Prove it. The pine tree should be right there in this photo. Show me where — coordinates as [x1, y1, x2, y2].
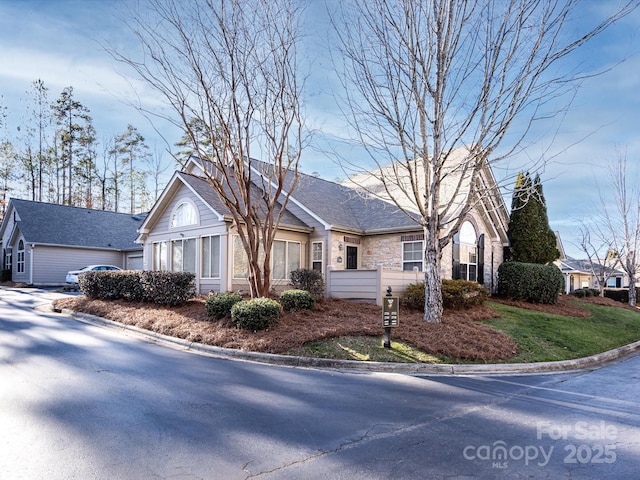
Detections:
[507, 172, 559, 264]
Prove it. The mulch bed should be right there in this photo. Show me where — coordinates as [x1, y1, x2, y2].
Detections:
[54, 296, 516, 362]
[52, 293, 636, 363]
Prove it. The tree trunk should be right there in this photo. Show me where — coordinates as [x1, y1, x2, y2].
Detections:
[629, 276, 637, 307]
[423, 235, 443, 323]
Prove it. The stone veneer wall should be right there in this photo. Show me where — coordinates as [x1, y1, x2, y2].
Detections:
[361, 235, 404, 270]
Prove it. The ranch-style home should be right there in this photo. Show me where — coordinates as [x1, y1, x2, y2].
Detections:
[0, 199, 145, 286]
[137, 157, 509, 305]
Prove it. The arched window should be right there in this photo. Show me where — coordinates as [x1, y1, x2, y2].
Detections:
[171, 202, 197, 228]
[17, 240, 25, 274]
[453, 221, 484, 283]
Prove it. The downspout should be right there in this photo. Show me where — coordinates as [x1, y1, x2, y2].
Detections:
[29, 244, 35, 285]
[226, 226, 233, 293]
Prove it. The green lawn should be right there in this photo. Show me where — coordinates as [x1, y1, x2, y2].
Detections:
[484, 301, 640, 363]
[285, 301, 640, 364]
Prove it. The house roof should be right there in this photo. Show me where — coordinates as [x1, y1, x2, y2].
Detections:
[177, 171, 310, 230]
[5, 198, 145, 251]
[251, 160, 421, 233]
[558, 258, 625, 276]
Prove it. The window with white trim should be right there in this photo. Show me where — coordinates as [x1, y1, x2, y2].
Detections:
[152, 242, 167, 270]
[457, 221, 477, 281]
[402, 241, 423, 271]
[312, 242, 323, 272]
[171, 238, 196, 273]
[273, 240, 301, 280]
[16, 240, 25, 274]
[201, 235, 221, 278]
[4, 249, 11, 271]
[170, 202, 197, 228]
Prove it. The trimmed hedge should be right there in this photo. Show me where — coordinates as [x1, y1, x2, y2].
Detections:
[400, 279, 489, 311]
[571, 288, 600, 298]
[289, 268, 324, 298]
[603, 288, 640, 303]
[231, 297, 282, 331]
[205, 292, 243, 319]
[279, 289, 315, 311]
[79, 270, 196, 305]
[497, 262, 563, 304]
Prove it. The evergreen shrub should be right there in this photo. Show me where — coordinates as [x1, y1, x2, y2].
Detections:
[497, 262, 563, 304]
[400, 279, 488, 311]
[205, 292, 243, 319]
[603, 288, 640, 303]
[279, 289, 315, 311]
[79, 270, 195, 305]
[231, 297, 282, 331]
[442, 279, 489, 309]
[289, 268, 324, 298]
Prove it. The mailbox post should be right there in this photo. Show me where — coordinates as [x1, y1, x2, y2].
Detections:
[382, 285, 399, 348]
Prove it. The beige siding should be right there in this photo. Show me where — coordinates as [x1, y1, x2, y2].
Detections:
[33, 246, 124, 285]
[327, 268, 379, 301]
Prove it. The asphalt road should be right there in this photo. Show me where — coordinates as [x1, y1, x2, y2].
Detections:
[1, 287, 639, 479]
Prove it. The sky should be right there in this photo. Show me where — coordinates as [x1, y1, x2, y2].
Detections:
[1, 0, 640, 259]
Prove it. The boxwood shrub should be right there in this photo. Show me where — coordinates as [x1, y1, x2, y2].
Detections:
[279, 289, 315, 311]
[400, 279, 488, 311]
[205, 292, 243, 319]
[497, 261, 563, 304]
[231, 297, 282, 331]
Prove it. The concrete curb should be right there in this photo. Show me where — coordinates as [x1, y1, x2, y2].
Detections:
[58, 307, 640, 376]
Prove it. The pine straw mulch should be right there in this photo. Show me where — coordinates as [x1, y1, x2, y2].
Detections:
[52, 293, 628, 363]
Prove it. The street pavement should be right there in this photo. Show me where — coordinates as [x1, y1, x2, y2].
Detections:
[0, 287, 638, 479]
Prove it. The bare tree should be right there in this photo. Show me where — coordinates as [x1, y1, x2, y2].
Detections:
[115, 0, 306, 297]
[594, 149, 640, 306]
[145, 145, 171, 205]
[577, 223, 621, 296]
[333, 0, 636, 322]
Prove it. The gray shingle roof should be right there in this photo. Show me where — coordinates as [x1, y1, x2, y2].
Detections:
[178, 172, 310, 229]
[10, 198, 144, 251]
[249, 160, 420, 232]
[291, 172, 420, 231]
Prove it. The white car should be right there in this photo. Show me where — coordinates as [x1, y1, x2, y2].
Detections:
[65, 265, 122, 284]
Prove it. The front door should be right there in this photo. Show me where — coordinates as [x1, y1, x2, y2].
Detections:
[346, 246, 358, 270]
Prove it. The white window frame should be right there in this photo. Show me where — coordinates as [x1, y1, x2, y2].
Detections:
[272, 240, 301, 280]
[402, 240, 423, 271]
[152, 242, 167, 271]
[458, 221, 478, 282]
[312, 241, 323, 272]
[201, 235, 221, 279]
[170, 201, 198, 228]
[5, 249, 11, 271]
[171, 237, 197, 273]
[233, 236, 301, 280]
[16, 240, 25, 274]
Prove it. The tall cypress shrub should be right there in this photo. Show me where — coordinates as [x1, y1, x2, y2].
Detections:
[507, 172, 559, 264]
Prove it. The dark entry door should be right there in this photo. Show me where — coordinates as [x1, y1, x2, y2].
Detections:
[346, 246, 358, 270]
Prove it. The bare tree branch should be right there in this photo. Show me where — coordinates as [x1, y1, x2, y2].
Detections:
[333, 0, 636, 322]
[112, 0, 307, 297]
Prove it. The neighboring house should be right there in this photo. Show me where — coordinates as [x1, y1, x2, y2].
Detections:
[0, 199, 145, 286]
[137, 157, 509, 304]
[556, 257, 626, 293]
[552, 233, 626, 293]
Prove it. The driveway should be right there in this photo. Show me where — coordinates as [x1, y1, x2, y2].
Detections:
[1, 287, 638, 479]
